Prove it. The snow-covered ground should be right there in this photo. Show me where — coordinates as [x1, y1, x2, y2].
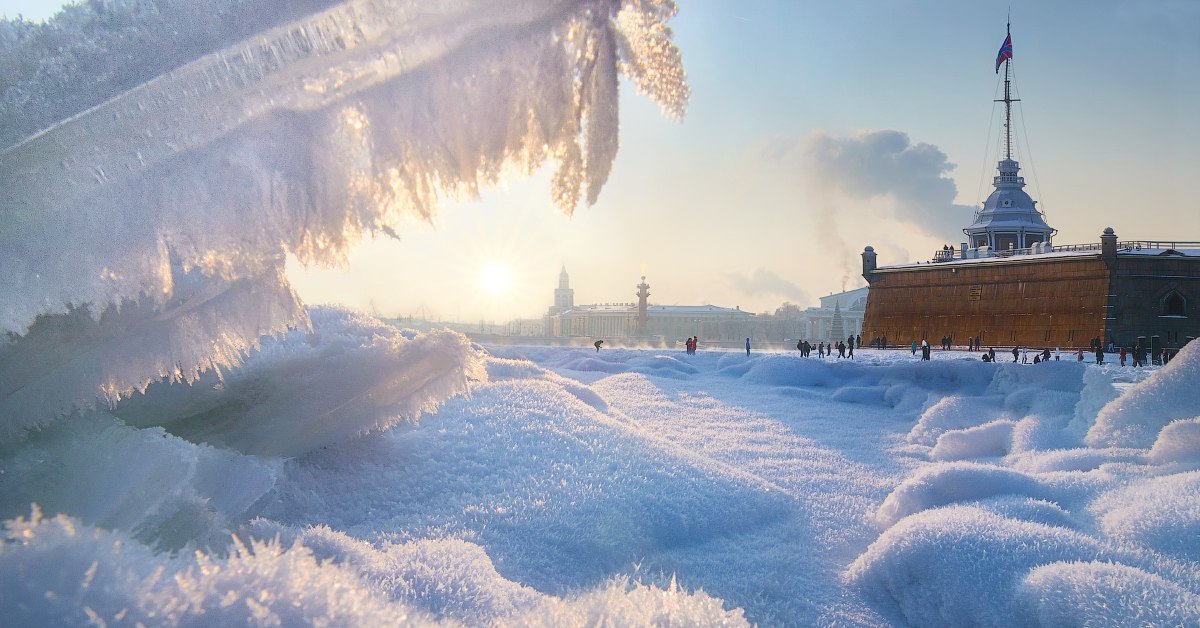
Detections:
[4, 312, 1199, 626]
[4, 3, 1199, 625]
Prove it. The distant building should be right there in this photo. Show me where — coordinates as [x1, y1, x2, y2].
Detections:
[544, 274, 757, 341]
[803, 287, 868, 342]
[542, 272, 866, 343]
[549, 265, 574, 315]
[861, 32, 1199, 354]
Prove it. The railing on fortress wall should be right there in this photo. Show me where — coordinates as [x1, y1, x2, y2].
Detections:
[930, 239, 1200, 262]
[1116, 240, 1200, 251]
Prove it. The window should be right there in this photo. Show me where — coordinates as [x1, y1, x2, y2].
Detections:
[1162, 291, 1186, 317]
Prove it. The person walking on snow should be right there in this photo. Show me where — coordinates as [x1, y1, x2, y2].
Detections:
[594, 340, 604, 352]
[745, 338, 751, 356]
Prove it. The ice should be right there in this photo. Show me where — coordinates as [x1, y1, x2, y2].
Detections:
[5, 1, 1200, 624]
[112, 306, 484, 457]
[0, 0, 688, 436]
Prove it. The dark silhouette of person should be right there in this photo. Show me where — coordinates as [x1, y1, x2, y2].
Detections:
[594, 340, 604, 352]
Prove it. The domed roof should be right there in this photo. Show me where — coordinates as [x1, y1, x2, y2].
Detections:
[965, 158, 1054, 236]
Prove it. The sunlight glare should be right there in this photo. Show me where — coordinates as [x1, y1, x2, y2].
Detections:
[479, 261, 513, 295]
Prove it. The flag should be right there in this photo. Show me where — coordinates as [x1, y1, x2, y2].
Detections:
[995, 33, 1013, 73]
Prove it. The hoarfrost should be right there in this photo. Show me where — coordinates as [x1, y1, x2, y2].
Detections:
[0, 0, 688, 436]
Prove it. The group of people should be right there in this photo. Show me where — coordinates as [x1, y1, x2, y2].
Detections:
[795, 335, 860, 359]
[683, 336, 700, 355]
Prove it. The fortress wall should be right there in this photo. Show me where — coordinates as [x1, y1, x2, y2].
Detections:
[862, 256, 1110, 350]
[1109, 256, 1200, 348]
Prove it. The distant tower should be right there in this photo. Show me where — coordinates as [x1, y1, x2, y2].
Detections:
[551, 265, 574, 314]
[636, 275, 650, 335]
[964, 22, 1055, 252]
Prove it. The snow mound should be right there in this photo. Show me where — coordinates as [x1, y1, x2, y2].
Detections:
[1149, 418, 1200, 465]
[930, 420, 1015, 461]
[1008, 447, 1144, 474]
[509, 577, 749, 627]
[112, 307, 484, 457]
[246, 522, 546, 623]
[874, 462, 1051, 529]
[1092, 470, 1200, 562]
[1019, 561, 1200, 627]
[848, 506, 1122, 627]
[4, 507, 745, 626]
[485, 355, 609, 413]
[908, 395, 1005, 446]
[1067, 365, 1121, 438]
[0, 507, 427, 627]
[1088, 341, 1200, 448]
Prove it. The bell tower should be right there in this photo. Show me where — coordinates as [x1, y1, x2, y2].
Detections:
[551, 265, 574, 314]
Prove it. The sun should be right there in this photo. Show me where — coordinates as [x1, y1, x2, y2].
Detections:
[479, 261, 513, 295]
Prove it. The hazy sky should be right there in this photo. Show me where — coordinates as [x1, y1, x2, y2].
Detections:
[8, 1, 1199, 322]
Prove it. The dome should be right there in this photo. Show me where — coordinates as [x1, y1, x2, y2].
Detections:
[964, 158, 1055, 251]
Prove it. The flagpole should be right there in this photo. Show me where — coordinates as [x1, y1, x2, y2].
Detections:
[995, 20, 1018, 163]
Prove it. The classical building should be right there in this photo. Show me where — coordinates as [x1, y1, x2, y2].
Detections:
[543, 271, 868, 343]
[544, 273, 757, 341]
[861, 30, 1199, 353]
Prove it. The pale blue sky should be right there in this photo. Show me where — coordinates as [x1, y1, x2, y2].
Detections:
[7, 1, 1199, 322]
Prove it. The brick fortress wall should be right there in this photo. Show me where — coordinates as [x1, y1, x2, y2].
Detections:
[862, 256, 1110, 349]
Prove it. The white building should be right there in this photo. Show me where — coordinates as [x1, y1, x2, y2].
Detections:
[542, 269, 867, 343]
[544, 271, 757, 341]
[800, 286, 868, 342]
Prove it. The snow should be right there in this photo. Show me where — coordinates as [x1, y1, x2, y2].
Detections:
[4, 1, 1200, 625]
[1087, 340, 1200, 448]
[3, 344, 1200, 625]
[0, 0, 688, 428]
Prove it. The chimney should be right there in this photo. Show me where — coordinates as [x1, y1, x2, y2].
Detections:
[861, 246, 878, 283]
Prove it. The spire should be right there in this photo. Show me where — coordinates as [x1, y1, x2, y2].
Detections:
[963, 20, 1054, 253]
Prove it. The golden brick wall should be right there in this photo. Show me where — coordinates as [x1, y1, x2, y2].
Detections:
[862, 256, 1110, 349]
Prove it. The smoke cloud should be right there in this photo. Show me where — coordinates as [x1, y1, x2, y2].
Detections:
[764, 129, 975, 236]
[721, 268, 810, 307]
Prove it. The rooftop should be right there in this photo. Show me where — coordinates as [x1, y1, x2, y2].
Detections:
[878, 240, 1200, 272]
